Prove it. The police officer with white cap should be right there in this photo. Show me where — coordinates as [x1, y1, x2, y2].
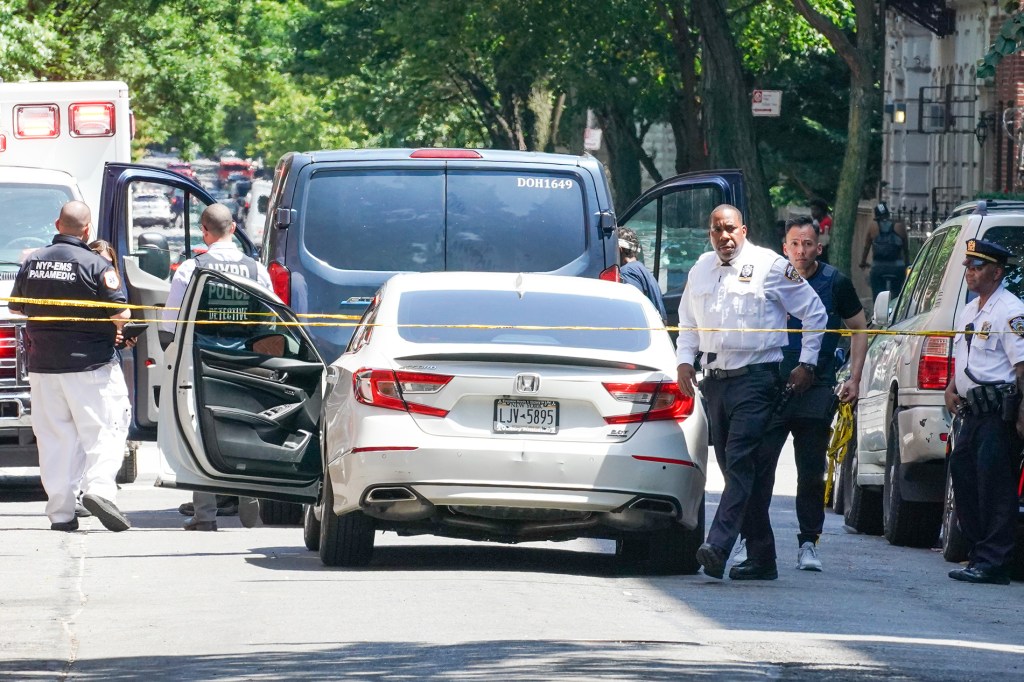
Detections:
[9, 200, 132, 532]
[943, 238, 1024, 585]
[677, 204, 827, 580]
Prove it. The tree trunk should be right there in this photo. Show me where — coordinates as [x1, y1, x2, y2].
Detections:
[692, 0, 774, 240]
[597, 107, 643, 210]
[657, 0, 707, 173]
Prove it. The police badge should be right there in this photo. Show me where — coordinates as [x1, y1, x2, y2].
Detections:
[1010, 315, 1024, 338]
[978, 321, 991, 340]
[738, 264, 754, 282]
[784, 264, 803, 282]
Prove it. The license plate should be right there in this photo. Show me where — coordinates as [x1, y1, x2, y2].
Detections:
[493, 399, 559, 434]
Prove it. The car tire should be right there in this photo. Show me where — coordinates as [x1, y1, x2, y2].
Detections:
[259, 499, 303, 526]
[940, 463, 968, 563]
[303, 503, 321, 552]
[883, 411, 941, 548]
[319, 474, 374, 567]
[843, 447, 883, 535]
[115, 442, 138, 485]
[646, 496, 705, 575]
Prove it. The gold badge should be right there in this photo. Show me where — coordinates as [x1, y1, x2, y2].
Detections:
[784, 264, 803, 283]
[739, 264, 754, 282]
[977, 321, 991, 340]
[967, 239, 977, 253]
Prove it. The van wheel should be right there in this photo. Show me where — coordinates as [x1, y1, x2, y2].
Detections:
[303, 503, 321, 552]
[940, 464, 968, 562]
[319, 474, 374, 567]
[259, 499, 303, 526]
[843, 448, 883, 535]
[115, 442, 138, 485]
[883, 412, 941, 547]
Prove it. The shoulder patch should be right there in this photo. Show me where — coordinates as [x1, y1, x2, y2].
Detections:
[1009, 315, 1024, 337]
[103, 268, 120, 291]
[784, 263, 804, 283]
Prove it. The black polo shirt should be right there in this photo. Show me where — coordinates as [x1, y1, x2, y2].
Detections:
[10, 234, 129, 373]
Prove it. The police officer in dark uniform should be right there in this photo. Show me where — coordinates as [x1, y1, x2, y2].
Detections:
[9, 200, 132, 532]
[943, 238, 1024, 585]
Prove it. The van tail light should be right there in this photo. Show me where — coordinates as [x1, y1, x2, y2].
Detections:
[69, 102, 115, 137]
[410, 149, 482, 159]
[603, 381, 693, 423]
[353, 369, 452, 417]
[600, 264, 620, 282]
[268, 261, 291, 305]
[0, 326, 16, 380]
[918, 335, 953, 390]
[14, 104, 59, 138]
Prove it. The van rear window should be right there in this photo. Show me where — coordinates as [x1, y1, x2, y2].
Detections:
[300, 169, 586, 273]
[0, 183, 75, 258]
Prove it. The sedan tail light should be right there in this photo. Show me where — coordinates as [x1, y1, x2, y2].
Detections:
[354, 369, 453, 417]
[603, 381, 693, 423]
[918, 335, 953, 390]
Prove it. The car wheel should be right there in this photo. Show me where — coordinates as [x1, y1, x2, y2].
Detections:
[615, 534, 651, 566]
[645, 496, 704, 575]
[319, 474, 374, 567]
[259, 499, 303, 526]
[882, 410, 941, 547]
[843, 447, 883, 535]
[939, 463, 968, 562]
[303, 503, 321, 552]
[115, 442, 138, 485]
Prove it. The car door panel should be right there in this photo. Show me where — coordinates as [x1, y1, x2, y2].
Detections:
[157, 269, 321, 502]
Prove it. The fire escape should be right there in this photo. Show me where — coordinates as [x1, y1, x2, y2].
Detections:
[889, 0, 956, 37]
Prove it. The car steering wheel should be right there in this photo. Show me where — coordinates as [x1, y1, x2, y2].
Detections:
[8, 237, 49, 249]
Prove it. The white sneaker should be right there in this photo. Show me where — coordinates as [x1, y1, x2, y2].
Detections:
[797, 541, 822, 571]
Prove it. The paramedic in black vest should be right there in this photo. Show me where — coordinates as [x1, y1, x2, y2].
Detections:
[860, 202, 910, 300]
[160, 203, 272, 531]
[760, 216, 868, 571]
[9, 200, 132, 532]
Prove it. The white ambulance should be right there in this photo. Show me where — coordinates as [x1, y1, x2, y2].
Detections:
[0, 79, 133, 215]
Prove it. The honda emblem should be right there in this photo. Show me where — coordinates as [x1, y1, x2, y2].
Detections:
[515, 373, 540, 394]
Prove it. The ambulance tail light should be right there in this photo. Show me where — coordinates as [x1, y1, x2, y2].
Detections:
[599, 264, 620, 282]
[269, 261, 291, 306]
[69, 102, 115, 137]
[918, 335, 953, 390]
[14, 104, 59, 138]
[0, 326, 17, 380]
[0, 133, 6, 152]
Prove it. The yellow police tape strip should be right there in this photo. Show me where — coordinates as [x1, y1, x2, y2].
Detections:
[824, 402, 854, 508]
[0, 295, 1006, 335]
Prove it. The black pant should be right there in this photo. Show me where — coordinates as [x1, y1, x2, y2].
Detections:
[950, 412, 1022, 572]
[702, 367, 783, 564]
[761, 384, 835, 546]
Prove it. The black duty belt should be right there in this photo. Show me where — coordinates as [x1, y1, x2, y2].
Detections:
[704, 362, 780, 381]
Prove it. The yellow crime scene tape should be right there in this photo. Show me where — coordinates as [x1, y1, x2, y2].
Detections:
[824, 401, 855, 509]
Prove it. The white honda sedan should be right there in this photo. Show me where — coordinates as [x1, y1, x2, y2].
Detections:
[157, 270, 708, 572]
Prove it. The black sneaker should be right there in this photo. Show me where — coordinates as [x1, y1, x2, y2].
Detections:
[729, 559, 779, 581]
[51, 518, 80, 532]
[948, 566, 1010, 585]
[696, 542, 727, 579]
[81, 494, 131, 532]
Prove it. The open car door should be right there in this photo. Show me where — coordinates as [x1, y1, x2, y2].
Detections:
[97, 162, 258, 440]
[156, 269, 321, 504]
[617, 170, 747, 332]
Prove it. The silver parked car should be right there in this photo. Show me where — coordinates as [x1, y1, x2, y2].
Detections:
[841, 200, 1024, 547]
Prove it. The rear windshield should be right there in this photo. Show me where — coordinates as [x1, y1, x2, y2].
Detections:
[396, 289, 652, 352]
[301, 169, 586, 273]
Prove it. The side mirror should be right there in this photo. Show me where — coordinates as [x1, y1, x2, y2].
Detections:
[872, 290, 891, 327]
[597, 211, 615, 237]
[135, 232, 171, 280]
[248, 333, 288, 358]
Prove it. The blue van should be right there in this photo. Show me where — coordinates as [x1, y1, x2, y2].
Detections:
[259, 149, 620, 360]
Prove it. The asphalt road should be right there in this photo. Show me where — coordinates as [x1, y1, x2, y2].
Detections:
[1, 442, 1022, 681]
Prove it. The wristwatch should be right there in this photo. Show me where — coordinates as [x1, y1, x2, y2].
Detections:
[798, 362, 816, 374]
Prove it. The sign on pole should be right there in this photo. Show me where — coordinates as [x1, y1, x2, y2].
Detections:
[752, 89, 782, 117]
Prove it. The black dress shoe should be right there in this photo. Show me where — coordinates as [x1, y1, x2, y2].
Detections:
[81, 494, 130, 532]
[51, 518, 79, 532]
[948, 566, 1010, 585]
[729, 558, 778, 581]
[696, 542, 727, 579]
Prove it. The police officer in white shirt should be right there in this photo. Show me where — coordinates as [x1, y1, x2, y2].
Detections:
[943, 238, 1024, 585]
[677, 204, 827, 580]
[160, 203, 272, 531]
